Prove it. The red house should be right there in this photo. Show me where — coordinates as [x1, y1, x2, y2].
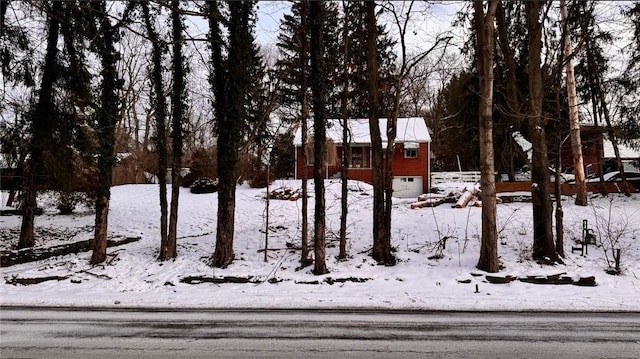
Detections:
[561, 124, 640, 176]
[293, 118, 432, 198]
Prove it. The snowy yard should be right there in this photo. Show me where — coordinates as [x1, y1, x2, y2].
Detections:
[1, 180, 639, 311]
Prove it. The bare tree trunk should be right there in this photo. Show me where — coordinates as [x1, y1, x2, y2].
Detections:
[166, 0, 185, 259]
[474, 0, 499, 273]
[91, 1, 120, 264]
[207, 2, 229, 267]
[1, 1, 7, 31]
[19, 2, 62, 249]
[365, 2, 387, 265]
[310, 1, 328, 275]
[561, 0, 587, 206]
[383, 113, 396, 266]
[142, 2, 169, 259]
[555, 135, 565, 258]
[264, 162, 270, 262]
[300, 0, 311, 267]
[526, 1, 556, 263]
[338, 2, 350, 261]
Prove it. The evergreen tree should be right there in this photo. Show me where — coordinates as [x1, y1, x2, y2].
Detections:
[18, 1, 63, 248]
[276, 1, 341, 118]
[574, 1, 631, 195]
[212, 1, 256, 268]
[620, 3, 640, 145]
[343, 2, 397, 119]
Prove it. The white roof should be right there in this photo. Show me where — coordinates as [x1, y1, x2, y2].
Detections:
[293, 117, 431, 146]
[603, 139, 640, 159]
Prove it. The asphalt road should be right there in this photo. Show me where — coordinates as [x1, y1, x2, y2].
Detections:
[1, 307, 639, 358]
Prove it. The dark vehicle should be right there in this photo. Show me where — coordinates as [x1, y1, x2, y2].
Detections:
[587, 171, 640, 192]
[189, 177, 218, 194]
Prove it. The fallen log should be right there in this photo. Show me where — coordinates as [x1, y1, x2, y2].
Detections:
[455, 191, 474, 208]
[180, 275, 257, 284]
[410, 199, 445, 209]
[0, 236, 141, 267]
[6, 275, 70, 285]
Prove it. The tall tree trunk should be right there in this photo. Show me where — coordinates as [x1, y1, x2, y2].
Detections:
[309, 1, 328, 275]
[383, 110, 397, 266]
[300, 0, 311, 267]
[142, 2, 169, 260]
[1, 1, 7, 31]
[554, 133, 565, 258]
[561, 0, 587, 206]
[19, 1, 62, 249]
[165, 0, 185, 259]
[474, 0, 500, 273]
[91, 1, 120, 264]
[300, 99, 311, 266]
[338, 2, 350, 261]
[208, 2, 232, 267]
[365, 2, 387, 265]
[526, 1, 556, 263]
[213, 2, 252, 268]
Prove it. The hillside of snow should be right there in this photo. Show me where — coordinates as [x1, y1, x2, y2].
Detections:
[1, 180, 639, 311]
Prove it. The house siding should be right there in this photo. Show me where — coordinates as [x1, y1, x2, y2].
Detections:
[295, 142, 430, 195]
[561, 127, 603, 176]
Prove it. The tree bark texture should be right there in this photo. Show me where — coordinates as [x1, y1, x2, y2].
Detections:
[91, 1, 120, 265]
[561, 0, 587, 206]
[365, 2, 388, 265]
[165, 0, 185, 260]
[338, 5, 350, 261]
[1, 1, 7, 31]
[208, 2, 233, 267]
[213, 2, 252, 268]
[526, 1, 556, 263]
[554, 138, 565, 258]
[300, 0, 311, 266]
[474, 0, 500, 273]
[19, 1, 62, 249]
[142, 2, 169, 260]
[310, 1, 328, 275]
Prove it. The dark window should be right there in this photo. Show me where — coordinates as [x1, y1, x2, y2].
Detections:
[350, 147, 371, 168]
[405, 149, 418, 158]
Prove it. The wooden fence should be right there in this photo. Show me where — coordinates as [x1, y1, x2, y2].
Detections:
[430, 171, 635, 194]
[431, 171, 481, 185]
[495, 181, 635, 194]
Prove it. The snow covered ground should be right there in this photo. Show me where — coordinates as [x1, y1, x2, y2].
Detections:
[1, 180, 639, 311]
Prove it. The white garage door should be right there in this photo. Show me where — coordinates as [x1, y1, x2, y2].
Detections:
[392, 176, 423, 198]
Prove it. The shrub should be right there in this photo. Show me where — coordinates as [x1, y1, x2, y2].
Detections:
[190, 177, 218, 194]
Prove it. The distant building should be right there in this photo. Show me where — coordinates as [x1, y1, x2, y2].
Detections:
[293, 118, 432, 198]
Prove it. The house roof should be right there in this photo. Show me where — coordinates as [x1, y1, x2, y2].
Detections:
[603, 139, 640, 159]
[293, 117, 431, 146]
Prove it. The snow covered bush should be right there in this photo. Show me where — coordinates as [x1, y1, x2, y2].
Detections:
[189, 177, 218, 194]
